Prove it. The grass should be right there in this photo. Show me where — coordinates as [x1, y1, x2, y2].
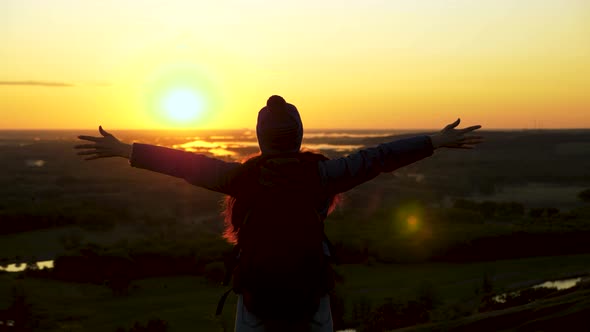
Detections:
[0, 224, 148, 263]
[0, 274, 237, 331]
[393, 287, 590, 332]
[1, 253, 589, 331]
[335, 254, 590, 307]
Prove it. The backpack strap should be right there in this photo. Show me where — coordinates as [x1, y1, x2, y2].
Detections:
[216, 243, 243, 316]
[323, 233, 339, 265]
[221, 245, 241, 287]
[216, 244, 241, 316]
[215, 287, 234, 316]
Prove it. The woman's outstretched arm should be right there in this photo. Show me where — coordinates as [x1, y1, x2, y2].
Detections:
[75, 126, 241, 194]
[319, 118, 482, 194]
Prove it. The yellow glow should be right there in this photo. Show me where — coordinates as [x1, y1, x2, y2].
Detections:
[407, 216, 419, 230]
[405, 215, 421, 234]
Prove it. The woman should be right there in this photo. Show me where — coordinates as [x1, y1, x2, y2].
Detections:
[76, 95, 482, 331]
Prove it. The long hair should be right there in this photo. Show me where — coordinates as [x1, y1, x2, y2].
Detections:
[221, 150, 341, 244]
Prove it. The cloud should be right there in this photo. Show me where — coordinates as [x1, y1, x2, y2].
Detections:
[0, 80, 75, 87]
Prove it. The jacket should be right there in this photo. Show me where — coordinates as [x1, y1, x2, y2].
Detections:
[129, 135, 434, 201]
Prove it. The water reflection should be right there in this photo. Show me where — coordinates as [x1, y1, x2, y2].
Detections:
[0, 320, 15, 327]
[173, 140, 363, 158]
[25, 159, 46, 167]
[494, 277, 584, 303]
[0, 260, 54, 272]
[303, 144, 363, 152]
[208, 148, 237, 157]
[533, 277, 582, 290]
[173, 140, 258, 157]
[304, 132, 393, 139]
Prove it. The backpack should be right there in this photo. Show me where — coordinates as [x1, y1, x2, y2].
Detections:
[216, 155, 335, 323]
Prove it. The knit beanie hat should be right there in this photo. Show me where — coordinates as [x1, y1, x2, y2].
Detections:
[256, 95, 303, 155]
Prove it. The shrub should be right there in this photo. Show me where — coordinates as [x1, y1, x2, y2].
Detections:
[496, 202, 525, 217]
[529, 207, 560, 219]
[578, 189, 590, 203]
[350, 297, 373, 328]
[546, 207, 560, 218]
[416, 281, 439, 311]
[351, 283, 440, 331]
[0, 284, 34, 331]
[453, 200, 525, 219]
[453, 199, 480, 211]
[529, 208, 545, 219]
[106, 274, 133, 296]
[359, 298, 430, 331]
[444, 208, 483, 223]
[58, 232, 84, 250]
[479, 201, 498, 218]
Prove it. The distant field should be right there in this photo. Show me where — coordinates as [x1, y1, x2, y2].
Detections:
[1, 129, 590, 330]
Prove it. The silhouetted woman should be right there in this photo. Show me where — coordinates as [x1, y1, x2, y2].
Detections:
[76, 95, 482, 332]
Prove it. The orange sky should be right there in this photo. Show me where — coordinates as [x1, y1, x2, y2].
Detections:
[1, 0, 589, 130]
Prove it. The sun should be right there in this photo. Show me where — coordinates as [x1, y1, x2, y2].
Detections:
[161, 88, 204, 123]
[141, 62, 221, 128]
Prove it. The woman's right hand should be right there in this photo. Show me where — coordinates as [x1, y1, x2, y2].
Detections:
[75, 126, 132, 160]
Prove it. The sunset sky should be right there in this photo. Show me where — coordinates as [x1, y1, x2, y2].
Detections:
[1, 0, 589, 130]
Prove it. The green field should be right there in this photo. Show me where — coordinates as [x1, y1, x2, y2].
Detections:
[1, 253, 589, 331]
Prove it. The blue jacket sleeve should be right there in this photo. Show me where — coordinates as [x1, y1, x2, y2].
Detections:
[129, 143, 241, 195]
[318, 135, 434, 194]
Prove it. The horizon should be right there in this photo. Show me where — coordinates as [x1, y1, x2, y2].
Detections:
[1, 127, 589, 133]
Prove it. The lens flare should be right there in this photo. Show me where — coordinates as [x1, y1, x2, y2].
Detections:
[407, 215, 419, 232]
[391, 202, 426, 236]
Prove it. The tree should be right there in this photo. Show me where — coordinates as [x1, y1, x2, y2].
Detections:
[578, 189, 590, 203]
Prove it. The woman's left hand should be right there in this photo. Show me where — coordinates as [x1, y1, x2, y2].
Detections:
[75, 126, 132, 160]
[429, 119, 483, 149]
